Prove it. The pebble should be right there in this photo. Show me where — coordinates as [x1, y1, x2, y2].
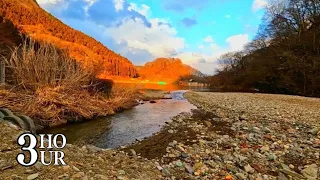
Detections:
[168, 140, 177, 147]
[263, 127, 271, 133]
[34, 162, 43, 170]
[251, 163, 265, 173]
[260, 145, 270, 152]
[27, 173, 39, 180]
[11, 175, 23, 180]
[240, 148, 250, 154]
[185, 164, 194, 174]
[239, 115, 246, 121]
[168, 129, 174, 134]
[244, 164, 254, 173]
[156, 165, 163, 171]
[180, 152, 189, 158]
[308, 128, 319, 135]
[278, 173, 288, 180]
[162, 168, 171, 176]
[175, 160, 183, 167]
[176, 145, 185, 152]
[235, 173, 247, 180]
[128, 149, 137, 156]
[281, 168, 306, 179]
[204, 121, 212, 127]
[58, 174, 69, 179]
[252, 127, 261, 133]
[94, 174, 108, 180]
[86, 145, 103, 153]
[73, 166, 80, 172]
[0, 159, 11, 170]
[117, 170, 126, 175]
[267, 154, 276, 161]
[72, 173, 83, 178]
[194, 170, 201, 176]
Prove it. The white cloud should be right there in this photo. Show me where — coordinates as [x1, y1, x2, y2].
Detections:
[252, 0, 268, 11]
[226, 34, 249, 51]
[198, 45, 204, 49]
[128, 3, 150, 16]
[203, 35, 214, 43]
[225, 14, 231, 18]
[84, 0, 96, 6]
[36, 0, 69, 11]
[83, 0, 97, 16]
[37, 0, 63, 5]
[105, 17, 185, 58]
[114, 0, 125, 12]
[174, 34, 249, 74]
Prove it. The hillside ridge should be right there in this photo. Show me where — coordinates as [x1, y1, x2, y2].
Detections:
[138, 58, 202, 81]
[0, 0, 137, 77]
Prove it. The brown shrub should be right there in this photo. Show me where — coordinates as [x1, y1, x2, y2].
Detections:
[0, 39, 138, 127]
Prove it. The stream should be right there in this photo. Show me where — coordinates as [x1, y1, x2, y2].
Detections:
[42, 90, 197, 148]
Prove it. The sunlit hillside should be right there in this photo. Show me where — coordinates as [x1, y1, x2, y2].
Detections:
[138, 58, 202, 82]
[0, 0, 137, 77]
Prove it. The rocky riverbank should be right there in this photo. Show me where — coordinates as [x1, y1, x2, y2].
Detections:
[0, 92, 319, 179]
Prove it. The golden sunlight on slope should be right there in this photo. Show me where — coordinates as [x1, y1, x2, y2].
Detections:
[0, 0, 137, 77]
[138, 58, 200, 83]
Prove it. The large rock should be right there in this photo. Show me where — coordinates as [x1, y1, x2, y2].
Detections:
[18, 115, 36, 133]
[0, 108, 14, 116]
[301, 164, 318, 179]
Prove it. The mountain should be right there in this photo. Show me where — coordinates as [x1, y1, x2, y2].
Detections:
[138, 58, 202, 82]
[0, 0, 137, 77]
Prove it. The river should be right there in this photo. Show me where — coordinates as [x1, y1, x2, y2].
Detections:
[42, 90, 197, 148]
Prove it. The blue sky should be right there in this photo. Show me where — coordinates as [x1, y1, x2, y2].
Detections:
[36, 0, 268, 74]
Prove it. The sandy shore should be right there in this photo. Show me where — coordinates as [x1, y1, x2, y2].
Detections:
[0, 92, 319, 179]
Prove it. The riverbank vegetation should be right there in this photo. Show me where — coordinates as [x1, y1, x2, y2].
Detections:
[0, 39, 138, 127]
[210, 0, 320, 97]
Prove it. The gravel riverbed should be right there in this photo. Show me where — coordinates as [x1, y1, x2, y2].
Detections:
[0, 92, 319, 179]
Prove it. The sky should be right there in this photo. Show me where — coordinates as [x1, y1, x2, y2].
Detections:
[36, 0, 268, 74]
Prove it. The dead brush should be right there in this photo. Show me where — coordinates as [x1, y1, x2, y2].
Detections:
[109, 83, 140, 109]
[5, 39, 93, 90]
[0, 39, 138, 127]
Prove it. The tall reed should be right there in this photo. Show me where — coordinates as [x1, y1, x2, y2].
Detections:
[6, 39, 93, 90]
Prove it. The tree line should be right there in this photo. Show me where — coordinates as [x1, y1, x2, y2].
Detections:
[210, 0, 320, 97]
[0, 0, 137, 77]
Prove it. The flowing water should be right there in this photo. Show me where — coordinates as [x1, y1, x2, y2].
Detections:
[42, 90, 197, 148]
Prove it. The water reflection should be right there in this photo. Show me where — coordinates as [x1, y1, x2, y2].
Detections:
[42, 91, 197, 148]
[119, 83, 210, 91]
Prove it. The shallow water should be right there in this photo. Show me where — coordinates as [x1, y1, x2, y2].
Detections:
[43, 90, 197, 148]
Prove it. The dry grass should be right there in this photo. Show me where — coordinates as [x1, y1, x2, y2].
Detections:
[0, 39, 138, 127]
[138, 89, 170, 101]
[0, 85, 138, 127]
[6, 39, 93, 90]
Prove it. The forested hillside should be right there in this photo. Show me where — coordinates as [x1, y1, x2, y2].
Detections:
[138, 58, 201, 82]
[211, 0, 320, 97]
[0, 0, 137, 77]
